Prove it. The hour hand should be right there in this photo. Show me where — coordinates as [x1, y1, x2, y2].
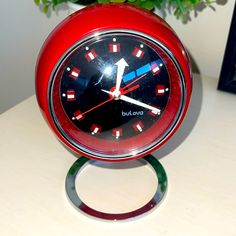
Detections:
[115, 58, 129, 92]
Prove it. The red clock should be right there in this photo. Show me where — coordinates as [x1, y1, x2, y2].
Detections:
[35, 3, 192, 162]
[35, 3, 192, 220]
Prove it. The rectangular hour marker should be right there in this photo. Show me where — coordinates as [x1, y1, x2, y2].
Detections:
[66, 89, 76, 101]
[133, 121, 144, 132]
[156, 85, 166, 96]
[151, 62, 160, 75]
[148, 107, 161, 116]
[132, 47, 144, 59]
[85, 49, 97, 62]
[112, 128, 123, 139]
[73, 110, 83, 121]
[109, 43, 120, 53]
[137, 125, 142, 132]
[90, 124, 101, 135]
[69, 67, 80, 79]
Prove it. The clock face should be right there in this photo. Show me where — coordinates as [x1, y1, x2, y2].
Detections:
[49, 31, 185, 160]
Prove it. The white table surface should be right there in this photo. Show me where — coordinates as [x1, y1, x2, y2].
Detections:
[0, 74, 236, 235]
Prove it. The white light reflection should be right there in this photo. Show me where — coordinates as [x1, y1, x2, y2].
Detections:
[103, 65, 113, 76]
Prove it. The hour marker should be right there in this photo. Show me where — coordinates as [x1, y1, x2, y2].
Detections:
[112, 128, 123, 139]
[85, 49, 97, 62]
[132, 47, 144, 59]
[156, 85, 167, 96]
[133, 121, 144, 132]
[151, 62, 160, 75]
[73, 110, 83, 121]
[69, 67, 80, 79]
[66, 89, 76, 101]
[109, 43, 120, 53]
[113, 38, 117, 42]
[148, 107, 161, 116]
[90, 124, 101, 135]
[66, 67, 71, 71]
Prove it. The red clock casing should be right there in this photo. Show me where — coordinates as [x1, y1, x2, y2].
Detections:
[35, 3, 192, 162]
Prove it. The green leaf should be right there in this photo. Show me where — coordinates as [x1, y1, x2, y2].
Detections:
[57, 0, 67, 4]
[43, 4, 49, 13]
[110, 0, 126, 2]
[51, 0, 57, 7]
[98, 0, 110, 3]
[189, 0, 197, 4]
[33, 0, 216, 21]
[69, 0, 80, 3]
[34, 0, 40, 5]
[141, 0, 154, 10]
[153, 0, 162, 9]
[205, 0, 213, 6]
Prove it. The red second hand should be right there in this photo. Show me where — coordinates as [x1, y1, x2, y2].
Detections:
[80, 97, 114, 117]
[76, 74, 146, 118]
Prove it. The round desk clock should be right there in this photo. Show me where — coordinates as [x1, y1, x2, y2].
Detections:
[35, 3, 192, 220]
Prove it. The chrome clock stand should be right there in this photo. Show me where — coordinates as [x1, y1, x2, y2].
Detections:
[65, 155, 167, 221]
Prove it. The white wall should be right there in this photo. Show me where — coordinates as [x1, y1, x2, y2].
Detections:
[0, 0, 235, 113]
[164, 0, 235, 78]
[0, 1, 68, 113]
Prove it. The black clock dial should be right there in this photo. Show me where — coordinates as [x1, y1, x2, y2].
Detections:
[59, 33, 170, 141]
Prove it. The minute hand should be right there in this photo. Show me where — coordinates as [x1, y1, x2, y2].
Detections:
[120, 95, 161, 114]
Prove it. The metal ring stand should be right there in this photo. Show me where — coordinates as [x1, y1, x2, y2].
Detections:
[65, 154, 167, 221]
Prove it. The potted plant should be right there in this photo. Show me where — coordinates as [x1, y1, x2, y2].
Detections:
[34, 0, 216, 22]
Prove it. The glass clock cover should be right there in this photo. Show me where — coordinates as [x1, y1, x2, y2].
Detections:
[35, 3, 192, 161]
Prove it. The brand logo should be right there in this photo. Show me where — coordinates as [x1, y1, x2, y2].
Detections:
[121, 110, 144, 117]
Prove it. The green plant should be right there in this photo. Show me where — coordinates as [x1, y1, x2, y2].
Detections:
[34, 0, 215, 22]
